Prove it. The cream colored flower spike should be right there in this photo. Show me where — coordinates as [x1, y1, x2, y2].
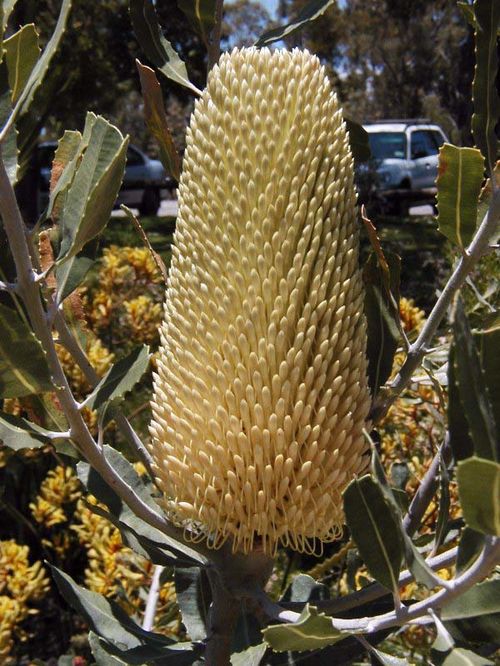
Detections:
[149, 47, 371, 556]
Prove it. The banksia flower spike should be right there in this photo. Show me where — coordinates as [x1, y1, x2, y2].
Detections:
[150, 47, 371, 556]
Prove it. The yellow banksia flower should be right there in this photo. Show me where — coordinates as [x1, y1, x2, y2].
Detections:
[150, 48, 371, 555]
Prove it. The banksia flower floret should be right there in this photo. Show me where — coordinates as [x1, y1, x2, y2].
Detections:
[149, 48, 371, 555]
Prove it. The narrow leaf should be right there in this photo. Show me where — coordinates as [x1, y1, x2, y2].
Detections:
[56, 237, 99, 302]
[457, 457, 500, 536]
[4, 24, 40, 104]
[365, 646, 408, 666]
[86, 345, 151, 411]
[2, 0, 18, 32]
[231, 643, 267, 666]
[255, 0, 334, 47]
[177, 0, 217, 45]
[456, 527, 485, 575]
[441, 648, 493, 665]
[130, 0, 201, 95]
[0, 303, 52, 397]
[57, 113, 129, 262]
[89, 631, 200, 665]
[13, 0, 71, 118]
[47, 129, 83, 223]
[77, 445, 206, 566]
[371, 446, 440, 589]
[0, 60, 17, 183]
[436, 144, 485, 249]
[0, 411, 52, 449]
[434, 451, 451, 551]
[474, 316, 500, 433]
[442, 579, 500, 620]
[50, 565, 172, 649]
[363, 251, 401, 394]
[453, 299, 498, 461]
[136, 60, 181, 180]
[343, 475, 403, 593]
[472, 0, 500, 172]
[448, 345, 475, 461]
[174, 568, 211, 641]
[263, 604, 346, 652]
[345, 117, 371, 163]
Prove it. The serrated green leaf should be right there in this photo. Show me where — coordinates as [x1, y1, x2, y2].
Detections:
[4, 24, 40, 104]
[0, 60, 17, 183]
[363, 251, 401, 395]
[174, 568, 211, 641]
[436, 144, 485, 249]
[57, 113, 128, 262]
[443, 580, 500, 620]
[177, 0, 217, 46]
[472, 0, 500, 172]
[137, 61, 180, 181]
[255, 0, 334, 47]
[12, 0, 71, 119]
[345, 117, 371, 163]
[85, 345, 150, 411]
[77, 445, 205, 566]
[47, 129, 83, 223]
[0, 303, 52, 397]
[343, 475, 403, 593]
[457, 457, 500, 535]
[56, 237, 99, 302]
[453, 300, 498, 461]
[1, 1, 17, 32]
[231, 643, 267, 666]
[263, 604, 346, 652]
[130, 0, 200, 95]
[0, 411, 51, 449]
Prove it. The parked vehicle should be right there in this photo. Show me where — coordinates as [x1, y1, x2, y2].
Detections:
[37, 143, 171, 217]
[356, 119, 448, 214]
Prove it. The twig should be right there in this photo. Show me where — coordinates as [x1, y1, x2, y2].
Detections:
[259, 538, 500, 634]
[0, 280, 16, 291]
[371, 188, 500, 423]
[53, 311, 156, 477]
[142, 565, 164, 632]
[403, 434, 452, 537]
[280, 546, 458, 615]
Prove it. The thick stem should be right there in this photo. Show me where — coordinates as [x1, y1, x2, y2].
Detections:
[207, 0, 224, 72]
[205, 568, 240, 666]
[371, 189, 500, 423]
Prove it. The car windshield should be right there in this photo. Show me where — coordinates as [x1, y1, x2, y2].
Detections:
[368, 132, 406, 160]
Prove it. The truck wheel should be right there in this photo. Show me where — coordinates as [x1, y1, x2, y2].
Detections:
[139, 188, 160, 216]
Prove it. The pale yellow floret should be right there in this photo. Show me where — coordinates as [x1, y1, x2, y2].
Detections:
[150, 47, 371, 555]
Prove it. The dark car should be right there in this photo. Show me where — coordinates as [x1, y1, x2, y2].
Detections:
[37, 142, 172, 217]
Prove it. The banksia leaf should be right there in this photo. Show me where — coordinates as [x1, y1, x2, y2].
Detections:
[150, 48, 371, 555]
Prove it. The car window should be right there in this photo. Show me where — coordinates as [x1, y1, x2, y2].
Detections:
[127, 147, 144, 166]
[431, 130, 445, 151]
[411, 130, 438, 158]
[368, 132, 406, 159]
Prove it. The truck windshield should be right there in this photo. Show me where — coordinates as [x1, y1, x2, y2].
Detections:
[368, 132, 406, 159]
